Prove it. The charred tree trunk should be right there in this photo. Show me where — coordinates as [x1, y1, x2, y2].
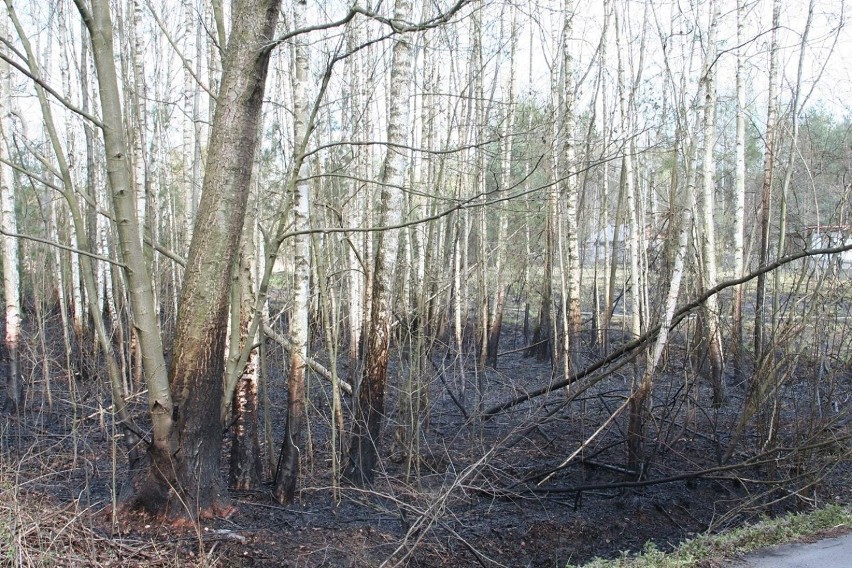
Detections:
[274, 0, 313, 504]
[229, 247, 262, 491]
[79, 0, 281, 520]
[345, 0, 414, 487]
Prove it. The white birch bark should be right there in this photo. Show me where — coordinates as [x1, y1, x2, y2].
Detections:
[8, 0, 136, 434]
[615, 5, 641, 340]
[700, 0, 724, 407]
[773, 0, 815, 316]
[754, 0, 781, 356]
[130, 0, 147, 245]
[560, 0, 580, 372]
[346, 0, 414, 486]
[630, 137, 699, 467]
[274, 0, 312, 504]
[0, 12, 20, 411]
[732, 0, 746, 373]
[181, 0, 197, 252]
[346, 20, 365, 383]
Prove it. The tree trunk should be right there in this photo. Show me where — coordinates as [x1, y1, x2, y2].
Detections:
[8, 0, 133, 435]
[527, 194, 554, 363]
[345, 0, 414, 487]
[229, 234, 262, 491]
[485, 17, 514, 369]
[78, 0, 281, 520]
[754, 0, 780, 359]
[616, 6, 642, 342]
[732, 0, 746, 376]
[0, 14, 20, 413]
[274, 0, 311, 504]
[773, 0, 814, 323]
[560, 0, 580, 373]
[700, 0, 724, 408]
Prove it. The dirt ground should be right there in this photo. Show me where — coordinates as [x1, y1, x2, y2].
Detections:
[2, 320, 851, 567]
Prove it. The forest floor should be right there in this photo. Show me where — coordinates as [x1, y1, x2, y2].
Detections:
[1, 319, 851, 567]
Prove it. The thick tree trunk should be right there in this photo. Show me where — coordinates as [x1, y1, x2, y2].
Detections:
[229, 352, 262, 489]
[78, 0, 281, 520]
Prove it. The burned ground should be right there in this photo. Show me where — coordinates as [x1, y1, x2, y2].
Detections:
[1, 312, 851, 567]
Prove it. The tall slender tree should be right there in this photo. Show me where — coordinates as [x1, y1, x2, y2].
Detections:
[274, 0, 312, 504]
[754, 0, 781, 358]
[699, 0, 724, 407]
[0, 11, 20, 413]
[345, 0, 415, 486]
[732, 0, 746, 375]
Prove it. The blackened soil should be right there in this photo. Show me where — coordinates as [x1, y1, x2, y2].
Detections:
[2, 322, 851, 567]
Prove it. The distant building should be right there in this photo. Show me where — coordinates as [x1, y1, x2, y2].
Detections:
[583, 223, 666, 263]
[787, 224, 852, 267]
[583, 224, 628, 262]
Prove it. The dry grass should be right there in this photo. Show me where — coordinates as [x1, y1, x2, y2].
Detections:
[0, 462, 220, 568]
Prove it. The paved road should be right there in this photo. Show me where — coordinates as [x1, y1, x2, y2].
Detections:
[735, 532, 852, 567]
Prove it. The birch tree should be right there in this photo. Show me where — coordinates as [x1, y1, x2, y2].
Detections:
[274, 0, 311, 504]
[5, 0, 136, 439]
[615, 1, 642, 343]
[732, 0, 746, 375]
[699, 0, 724, 407]
[345, 0, 415, 486]
[754, 0, 780, 358]
[559, 0, 580, 374]
[0, 11, 19, 413]
[485, 4, 516, 369]
[228, 221, 263, 490]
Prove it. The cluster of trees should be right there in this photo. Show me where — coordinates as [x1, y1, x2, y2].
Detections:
[0, 0, 849, 522]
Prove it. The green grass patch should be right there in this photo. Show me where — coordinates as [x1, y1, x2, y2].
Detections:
[569, 504, 852, 568]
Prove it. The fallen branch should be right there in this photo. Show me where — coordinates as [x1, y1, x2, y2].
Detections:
[263, 323, 352, 395]
[484, 243, 852, 418]
[508, 432, 852, 496]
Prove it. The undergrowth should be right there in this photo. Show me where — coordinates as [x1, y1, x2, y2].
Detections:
[0, 460, 218, 567]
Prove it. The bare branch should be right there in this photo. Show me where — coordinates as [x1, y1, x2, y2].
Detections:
[0, 40, 103, 128]
[264, 0, 471, 54]
[0, 227, 125, 267]
[484, 242, 852, 418]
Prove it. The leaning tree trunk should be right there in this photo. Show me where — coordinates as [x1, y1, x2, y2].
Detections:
[8, 0, 133, 434]
[77, 0, 281, 520]
[345, 0, 415, 487]
[628, 135, 697, 472]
